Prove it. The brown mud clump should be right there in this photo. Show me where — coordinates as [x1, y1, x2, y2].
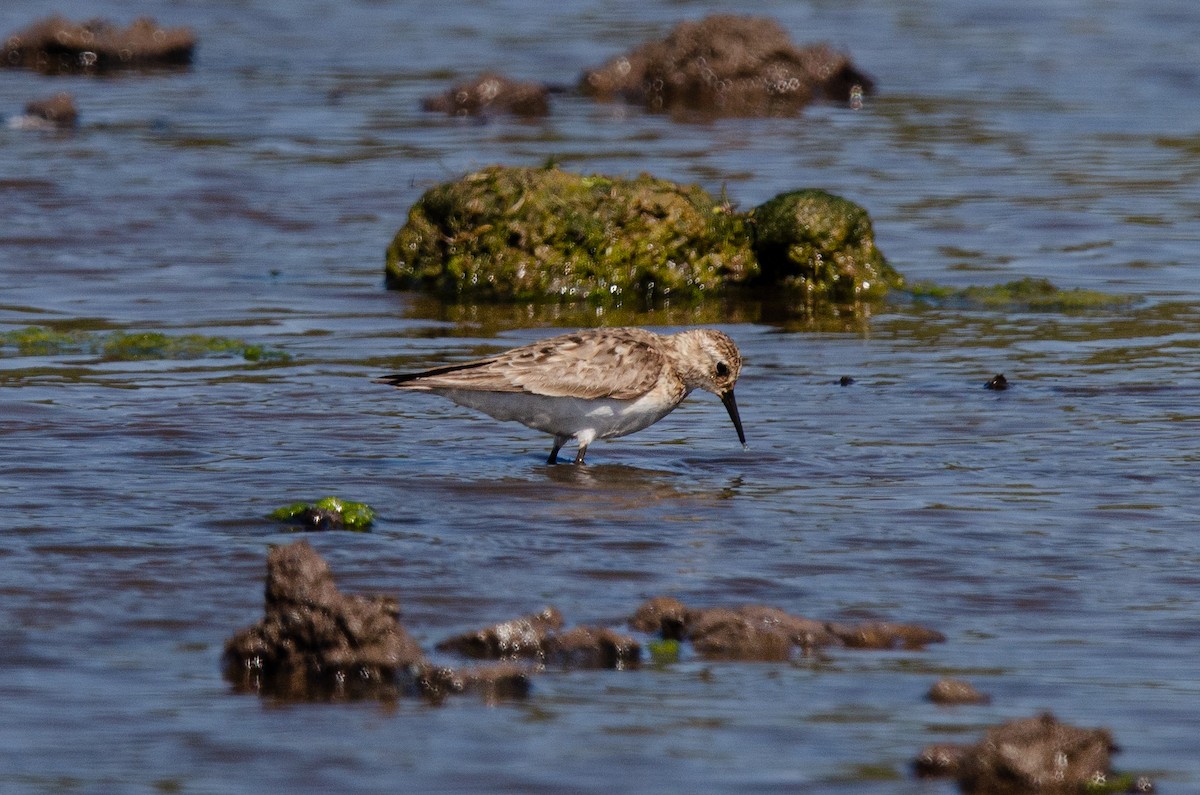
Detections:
[914, 712, 1151, 793]
[223, 540, 424, 700]
[437, 607, 640, 669]
[2, 16, 194, 74]
[422, 72, 551, 117]
[580, 15, 873, 119]
[630, 597, 943, 661]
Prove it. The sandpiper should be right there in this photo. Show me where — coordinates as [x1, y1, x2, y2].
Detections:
[376, 327, 746, 464]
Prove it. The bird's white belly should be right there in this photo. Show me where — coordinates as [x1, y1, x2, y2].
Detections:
[438, 389, 678, 440]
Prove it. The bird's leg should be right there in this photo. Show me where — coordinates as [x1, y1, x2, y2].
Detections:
[573, 442, 589, 465]
[547, 435, 567, 465]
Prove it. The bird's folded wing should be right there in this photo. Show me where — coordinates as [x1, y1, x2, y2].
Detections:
[384, 333, 667, 400]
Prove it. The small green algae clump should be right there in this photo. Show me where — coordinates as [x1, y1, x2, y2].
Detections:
[907, 277, 1136, 312]
[0, 326, 290, 362]
[270, 497, 376, 532]
[647, 638, 681, 664]
[386, 165, 753, 302]
[749, 188, 902, 303]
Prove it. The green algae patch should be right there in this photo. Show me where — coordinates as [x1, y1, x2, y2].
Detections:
[0, 326, 290, 362]
[2, 326, 91, 356]
[385, 165, 896, 311]
[647, 638, 681, 664]
[270, 496, 375, 532]
[387, 165, 753, 302]
[748, 189, 902, 303]
[906, 277, 1136, 312]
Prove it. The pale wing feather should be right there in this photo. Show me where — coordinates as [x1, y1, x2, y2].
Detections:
[388, 329, 669, 400]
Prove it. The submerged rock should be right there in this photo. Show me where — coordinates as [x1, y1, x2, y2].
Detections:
[422, 72, 551, 117]
[913, 743, 971, 779]
[436, 608, 640, 669]
[2, 16, 194, 74]
[913, 712, 1143, 793]
[0, 325, 289, 363]
[269, 496, 376, 532]
[927, 677, 991, 706]
[548, 626, 641, 669]
[385, 164, 897, 306]
[629, 597, 942, 661]
[906, 277, 1136, 312]
[435, 607, 565, 661]
[412, 662, 532, 703]
[825, 620, 946, 650]
[8, 92, 77, 130]
[688, 605, 838, 660]
[223, 540, 424, 700]
[687, 608, 795, 661]
[580, 15, 873, 118]
[629, 595, 690, 638]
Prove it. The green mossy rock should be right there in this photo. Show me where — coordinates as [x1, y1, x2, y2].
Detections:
[386, 165, 753, 302]
[385, 165, 898, 307]
[269, 496, 375, 532]
[749, 189, 902, 302]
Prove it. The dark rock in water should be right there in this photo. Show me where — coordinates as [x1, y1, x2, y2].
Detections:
[839, 375, 855, 386]
[927, 677, 991, 705]
[269, 496, 375, 532]
[422, 72, 550, 117]
[825, 620, 946, 650]
[958, 713, 1116, 793]
[223, 540, 424, 700]
[299, 507, 344, 531]
[2, 16, 195, 74]
[10, 92, 78, 130]
[915, 712, 1133, 793]
[436, 609, 640, 669]
[687, 607, 795, 661]
[735, 604, 838, 651]
[913, 743, 971, 778]
[629, 597, 937, 661]
[435, 607, 564, 661]
[547, 626, 641, 669]
[631, 600, 833, 659]
[985, 373, 1009, 390]
[629, 595, 689, 638]
[413, 662, 532, 703]
[579, 15, 874, 119]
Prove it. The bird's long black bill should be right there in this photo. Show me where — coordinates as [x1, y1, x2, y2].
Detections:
[720, 390, 748, 448]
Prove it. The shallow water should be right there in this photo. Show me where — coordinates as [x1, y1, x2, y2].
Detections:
[2, 0, 1199, 791]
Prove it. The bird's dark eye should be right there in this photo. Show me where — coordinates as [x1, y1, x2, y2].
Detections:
[715, 361, 729, 378]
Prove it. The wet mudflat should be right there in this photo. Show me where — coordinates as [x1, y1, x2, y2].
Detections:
[2, 0, 1199, 792]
